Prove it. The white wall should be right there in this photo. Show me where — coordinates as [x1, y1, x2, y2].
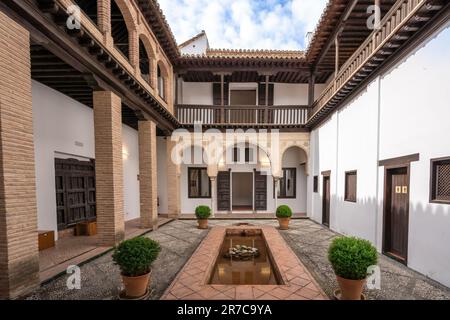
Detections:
[157, 137, 168, 214]
[307, 22, 450, 287]
[181, 82, 213, 105]
[180, 33, 209, 55]
[32, 81, 140, 239]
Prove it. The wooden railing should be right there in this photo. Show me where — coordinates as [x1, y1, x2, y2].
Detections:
[309, 0, 431, 122]
[176, 105, 310, 126]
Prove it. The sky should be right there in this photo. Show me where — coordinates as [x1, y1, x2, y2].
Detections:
[158, 0, 328, 50]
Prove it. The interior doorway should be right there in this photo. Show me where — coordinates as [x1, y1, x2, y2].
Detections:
[232, 172, 253, 211]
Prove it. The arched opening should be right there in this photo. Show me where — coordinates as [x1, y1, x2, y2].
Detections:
[74, 0, 97, 25]
[278, 146, 308, 215]
[139, 37, 152, 85]
[111, 0, 129, 59]
[157, 62, 167, 101]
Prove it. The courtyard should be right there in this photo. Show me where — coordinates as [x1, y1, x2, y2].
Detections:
[27, 219, 450, 300]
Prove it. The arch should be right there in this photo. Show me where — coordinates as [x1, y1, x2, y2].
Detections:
[280, 145, 309, 176]
[138, 34, 156, 87]
[157, 60, 169, 101]
[110, 0, 137, 60]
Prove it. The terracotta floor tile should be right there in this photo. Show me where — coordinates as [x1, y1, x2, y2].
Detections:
[285, 293, 308, 300]
[236, 286, 254, 300]
[172, 286, 195, 299]
[183, 293, 205, 300]
[290, 276, 311, 287]
[270, 287, 292, 299]
[252, 287, 266, 299]
[223, 288, 236, 299]
[199, 286, 222, 299]
[256, 293, 278, 300]
[296, 287, 320, 300]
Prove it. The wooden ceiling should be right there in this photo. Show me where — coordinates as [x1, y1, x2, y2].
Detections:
[307, 0, 397, 75]
[31, 44, 139, 129]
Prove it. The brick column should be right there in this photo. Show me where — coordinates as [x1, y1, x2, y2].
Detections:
[97, 0, 111, 36]
[93, 91, 125, 246]
[138, 120, 158, 229]
[166, 140, 180, 218]
[0, 11, 40, 299]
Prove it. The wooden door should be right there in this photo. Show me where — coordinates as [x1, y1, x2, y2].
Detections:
[217, 171, 231, 211]
[55, 158, 96, 230]
[322, 175, 331, 227]
[384, 167, 409, 263]
[254, 171, 267, 211]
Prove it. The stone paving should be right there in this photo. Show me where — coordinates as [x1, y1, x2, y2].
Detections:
[280, 219, 450, 300]
[26, 219, 450, 300]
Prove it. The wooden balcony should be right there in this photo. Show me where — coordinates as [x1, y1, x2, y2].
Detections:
[176, 105, 310, 127]
[308, 0, 448, 127]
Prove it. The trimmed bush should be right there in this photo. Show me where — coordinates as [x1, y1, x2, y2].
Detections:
[112, 237, 160, 277]
[276, 205, 293, 218]
[328, 236, 378, 280]
[195, 205, 211, 219]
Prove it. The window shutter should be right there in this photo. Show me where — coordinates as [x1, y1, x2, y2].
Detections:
[268, 84, 274, 106]
[258, 83, 266, 106]
[213, 83, 221, 105]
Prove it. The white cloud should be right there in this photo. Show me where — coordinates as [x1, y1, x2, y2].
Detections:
[158, 0, 328, 50]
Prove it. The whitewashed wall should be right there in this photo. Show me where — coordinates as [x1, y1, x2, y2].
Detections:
[180, 81, 327, 106]
[179, 33, 209, 55]
[307, 22, 450, 287]
[32, 81, 140, 239]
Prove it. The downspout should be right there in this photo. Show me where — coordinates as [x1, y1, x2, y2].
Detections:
[374, 76, 382, 248]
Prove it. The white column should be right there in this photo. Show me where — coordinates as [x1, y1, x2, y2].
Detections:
[210, 177, 217, 217]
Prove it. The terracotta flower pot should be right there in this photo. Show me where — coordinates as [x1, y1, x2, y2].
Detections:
[336, 275, 366, 300]
[122, 270, 151, 298]
[197, 219, 208, 229]
[277, 217, 291, 230]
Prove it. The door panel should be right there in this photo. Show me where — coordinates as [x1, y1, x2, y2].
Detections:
[254, 171, 267, 211]
[322, 176, 330, 227]
[217, 171, 231, 211]
[384, 167, 409, 263]
[55, 158, 96, 230]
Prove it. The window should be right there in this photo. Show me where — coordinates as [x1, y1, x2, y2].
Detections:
[188, 168, 211, 198]
[345, 171, 357, 202]
[430, 157, 450, 204]
[274, 168, 296, 199]
[157, 65, 165, 100]
[313, 176, 319, 193]
[233, 147, 254, 163]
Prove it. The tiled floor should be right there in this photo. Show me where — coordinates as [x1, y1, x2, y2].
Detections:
[39, 217, 172, 283]
[161, 225, 327, 300]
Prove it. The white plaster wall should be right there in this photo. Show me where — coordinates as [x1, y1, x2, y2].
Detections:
[180, 34, 209, 55]
[274, 83, 308, 105]
[32, 81, 140, 239]
[376, 22, 450, 286]
[307, 22, 450, 287]
[157, 137, 168, 214]
[181, 82, 213, 105]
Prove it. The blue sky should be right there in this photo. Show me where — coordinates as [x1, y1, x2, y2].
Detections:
[158, 0, 328, 50]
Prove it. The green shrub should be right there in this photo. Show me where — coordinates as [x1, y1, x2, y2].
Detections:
[195, 205, 211, 219]
[328, 236, 378, 280]
[112, 237, 160, 277]
[276, 205, 292, 218]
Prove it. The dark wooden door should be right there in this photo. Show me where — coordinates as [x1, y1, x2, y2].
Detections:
[217, 171, 231, 211]
[254, 171, 267, 211]
[384, 167, 409, 263]
[322, 175, 331, 227]
[55, 158, 96, 230]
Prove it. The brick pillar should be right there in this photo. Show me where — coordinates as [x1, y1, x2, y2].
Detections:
[129, 29, 139, 71]
[166, 140, 180, 218]
[138, 120, 158, 229]
[0, 11, 40, 299]
[97, 0, 111, 36]
[93, 91, 125, 246]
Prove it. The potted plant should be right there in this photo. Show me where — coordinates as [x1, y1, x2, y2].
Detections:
[328, 236, 378, 300]
[276, 205, 292, 230]
[112, 236, 161, 298]
[195, 205, 211, 229]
